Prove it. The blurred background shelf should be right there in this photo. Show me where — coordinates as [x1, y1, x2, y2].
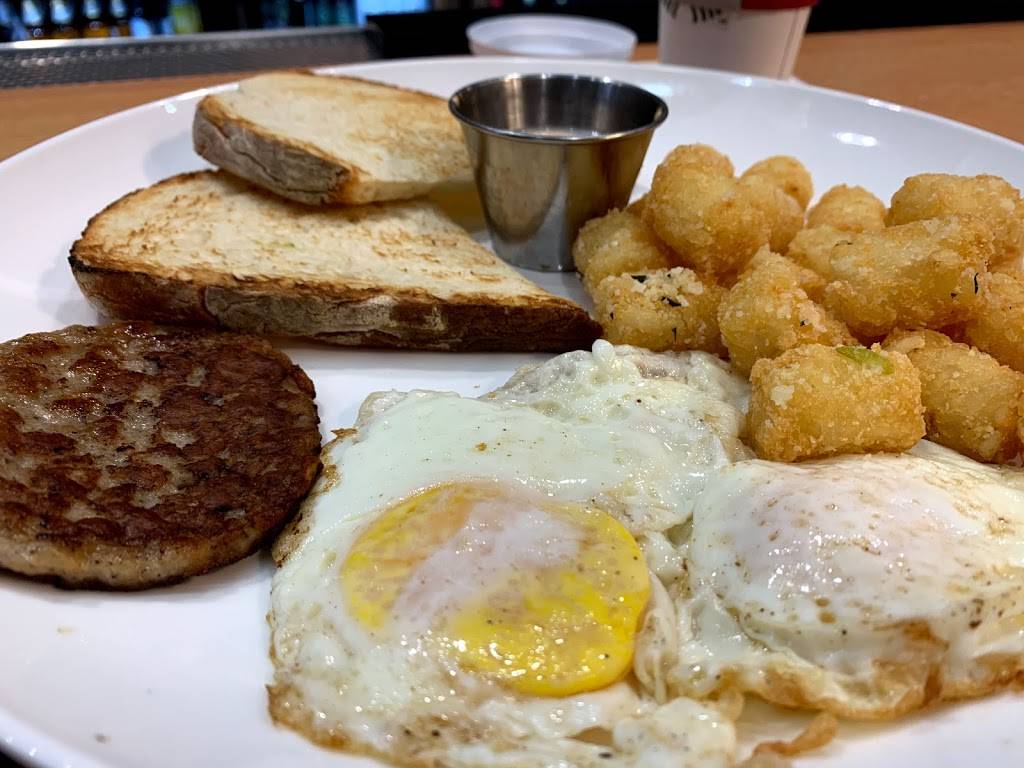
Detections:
[0, 1, 1022, 146]
[2, 1, 1023, 50]
[1, 2, 1022, 89]
[0, 26, 379, 87]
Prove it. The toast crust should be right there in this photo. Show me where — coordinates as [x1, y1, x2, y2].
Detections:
[69, 172, 601, 353]
[193, 72, 469, 205]
[70, 256, 600, 352]
[194, 94, 360, 206]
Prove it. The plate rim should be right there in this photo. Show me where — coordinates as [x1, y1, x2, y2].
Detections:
[2, 55, 1021, 180]
[2, 706, 107, 768]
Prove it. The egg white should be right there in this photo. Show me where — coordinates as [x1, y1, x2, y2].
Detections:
[316, 341, 750, 541]
[485, 341, 751, 535]
[268, 342, 750, 767]
[647, 440, 1024, 719]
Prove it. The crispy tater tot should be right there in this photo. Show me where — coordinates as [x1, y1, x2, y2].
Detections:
[658, 143, 735, 178]
[747, 343, 925, 462]
[736, 175, 805, 253]
[1019, 390, 1024, 448]
[785, 225, 851, 279]
[823, 217, 992, 339]
[992, 255, 1024, 277]
[741, 246, 827, 298]
[593, 267, 726, 354]
[740, 155, 814, 210]
[572, 209, 674, 295]
[962, 271, 1024, 373]
[625, 193, 649, 220]
[887, 173, 1024, 263]
[883, 329, 1023, 463]
[806, 184, 886, 233]
[645, 169, 770, 279]
[720, 250, 854, 376]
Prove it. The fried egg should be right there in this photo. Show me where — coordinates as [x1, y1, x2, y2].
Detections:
[268, 343, 749, 766]
[648, 440, 1024, 720]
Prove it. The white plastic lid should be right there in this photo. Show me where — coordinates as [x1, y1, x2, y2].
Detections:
[467, 14, 638, 61]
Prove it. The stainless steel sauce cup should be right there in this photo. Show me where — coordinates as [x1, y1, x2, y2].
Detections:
[449, 73, 668, 271]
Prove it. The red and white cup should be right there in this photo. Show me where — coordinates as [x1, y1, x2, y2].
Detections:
[658, 0, 817, 79]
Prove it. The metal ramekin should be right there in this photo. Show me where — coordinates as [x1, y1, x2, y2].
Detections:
[450, 73, 668, 272]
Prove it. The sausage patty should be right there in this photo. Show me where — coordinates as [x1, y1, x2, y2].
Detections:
[0, 323, 321, 589]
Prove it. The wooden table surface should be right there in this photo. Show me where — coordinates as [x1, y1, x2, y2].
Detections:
[1, 21, 1021, 162]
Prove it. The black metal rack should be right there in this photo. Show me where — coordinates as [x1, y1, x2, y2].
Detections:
[0, 24, 380, 88]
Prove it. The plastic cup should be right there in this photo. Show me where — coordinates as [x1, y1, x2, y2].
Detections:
[658, 1, 815, 79]
[467, 14, 637, 61]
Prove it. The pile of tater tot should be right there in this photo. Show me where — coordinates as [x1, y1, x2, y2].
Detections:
[572, 143, 1024, 465]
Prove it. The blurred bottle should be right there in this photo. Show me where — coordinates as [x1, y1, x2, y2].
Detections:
[300, 0, 356, 26]
[108, 0, 129, 34]
[314, 0, 332, 24]
[334, 0, 353, 24]
[354, 1, 428, 25]
[168, 0, 199, 33]
[80, 0, 111, 36]
[261, 0, 288, 27]
[21, 0, 46, 37]
[49, 0, 78, 36]
[0, 0, 23, 40]
[137, 0, 170, 34]
[150, 0, 171, 33]
[128, 0, 151, 35]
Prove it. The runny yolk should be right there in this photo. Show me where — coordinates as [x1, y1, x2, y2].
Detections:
[339, 481, 650, 697]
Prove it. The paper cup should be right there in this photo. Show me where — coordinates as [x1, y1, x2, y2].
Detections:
[658, 1, 814, 79]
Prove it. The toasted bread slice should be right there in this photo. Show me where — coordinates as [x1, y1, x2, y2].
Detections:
[70, 171, 601, 352]
[193, 71, 472, 205]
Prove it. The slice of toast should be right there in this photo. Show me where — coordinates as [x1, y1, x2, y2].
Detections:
[69, 171, 601, 352]
[193, 71, 472, 205]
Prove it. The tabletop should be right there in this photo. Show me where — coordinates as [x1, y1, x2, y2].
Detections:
[0, 21, 1022, 162]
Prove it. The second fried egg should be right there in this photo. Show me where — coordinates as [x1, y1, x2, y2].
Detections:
[646, 440, 1024, 720]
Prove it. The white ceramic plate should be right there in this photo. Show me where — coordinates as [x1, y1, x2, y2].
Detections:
[1, 57, 1022, 768]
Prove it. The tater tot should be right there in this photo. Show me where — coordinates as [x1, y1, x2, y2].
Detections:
[720, 250, 854, 376]
[785, 225, 851, 280]
[1019, 390, 1024, 447]
[593, 267, 726, 354]
[823, 217, 992, 339]
[883, 329, 1023, 463]
[625, 193, 649, 219]
[740, 156, 814, 210]
[963, 271, 1024, 373]
[645, 169, 770, 280]
[658, 143, 735, 178]
[806, 184, 886, 233]
[741, 246, 827, 298]
[887, 173, 1024, 263]
[572, 209, 674, 295]
[747, 344, 925, 462]
[736, 176, 805, 253]
[992, 255, 1024, 277]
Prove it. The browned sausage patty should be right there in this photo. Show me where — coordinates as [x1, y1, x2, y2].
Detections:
[0, 323, 321, 589]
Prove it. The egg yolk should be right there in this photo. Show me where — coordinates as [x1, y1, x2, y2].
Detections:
[340, 482, 650, 697]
